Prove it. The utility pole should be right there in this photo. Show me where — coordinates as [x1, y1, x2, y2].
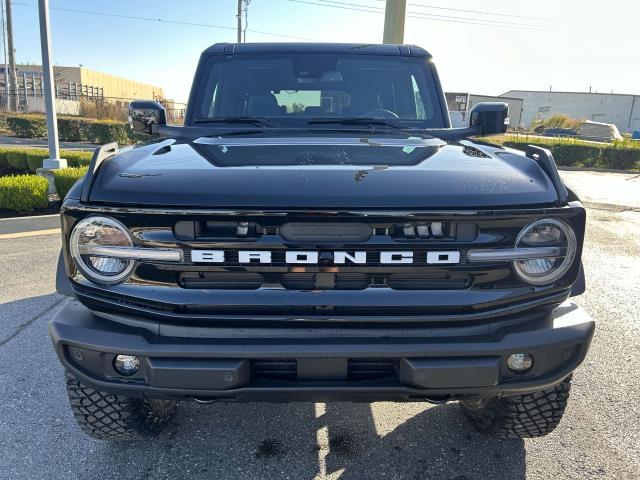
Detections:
[382, 0, 406, 44]
[37, 0, 65, 170]
[5, 0, 17, 111]
[236, 0, 242, 43]
[0, 0, 9, 110]
[243, 0, 251, 43]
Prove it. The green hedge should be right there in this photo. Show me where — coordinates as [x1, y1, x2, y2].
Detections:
[485, 136, 640, 171]
[6, 115, 48, 138]
[0, 146, 93, 172]
[6, 150, 28, 170]
[25, 149, 50, 172]
[52, 166, 87, 199]
[56, 117, 133, 144]
[63, 150, 93, 168]
[1, 114, 135, 145]
[0, 174, 49, 211]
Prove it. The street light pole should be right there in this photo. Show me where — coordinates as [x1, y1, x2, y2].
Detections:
[0, 0, 9, 110]
[236, 0, 242, 43]
[382, 0, 406, 44]
[37, 0, 65, 169]
[5, 0, 17, 111]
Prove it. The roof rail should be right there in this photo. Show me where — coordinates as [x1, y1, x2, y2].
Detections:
[525, 145, 568, 204]
[80, 142, 119, 203]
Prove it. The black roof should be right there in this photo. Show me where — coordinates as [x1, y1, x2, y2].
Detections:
[202, 42, 431, 57]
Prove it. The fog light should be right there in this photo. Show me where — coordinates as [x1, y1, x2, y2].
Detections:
[507, 353, 533, 372]
[113, 355, 140, 376]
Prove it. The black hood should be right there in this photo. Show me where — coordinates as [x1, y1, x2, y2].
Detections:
[87, 135, 559, 209]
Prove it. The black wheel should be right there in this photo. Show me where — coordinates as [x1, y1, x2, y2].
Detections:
[460, 375, 572, 438]
[64, 371, 177, 440]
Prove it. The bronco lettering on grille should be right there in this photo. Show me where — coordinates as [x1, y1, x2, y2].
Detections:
[190, 250, 461, 265]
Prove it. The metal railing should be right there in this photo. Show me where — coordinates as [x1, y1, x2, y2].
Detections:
[0, 89, 187, 125]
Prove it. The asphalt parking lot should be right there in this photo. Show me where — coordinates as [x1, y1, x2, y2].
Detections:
[1, 176, 639, 479]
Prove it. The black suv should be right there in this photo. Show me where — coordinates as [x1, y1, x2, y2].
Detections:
[50, 43, 594, 441]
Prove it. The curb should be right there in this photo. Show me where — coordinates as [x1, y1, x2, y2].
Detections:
[558, 166, 640, 175]
[582, 201, 640, 213]
[0, 213, 60, 235]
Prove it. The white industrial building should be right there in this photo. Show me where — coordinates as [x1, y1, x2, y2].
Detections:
[500, 90, 640, 133]
[445, 92, 523, 128]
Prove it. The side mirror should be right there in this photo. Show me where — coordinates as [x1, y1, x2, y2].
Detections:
[128, 100, 167, 134]
[469, 102, 509, 135]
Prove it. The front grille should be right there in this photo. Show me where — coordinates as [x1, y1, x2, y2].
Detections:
[70, 206, 584, 326]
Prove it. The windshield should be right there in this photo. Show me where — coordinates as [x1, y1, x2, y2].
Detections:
[192, 53, 446, 129]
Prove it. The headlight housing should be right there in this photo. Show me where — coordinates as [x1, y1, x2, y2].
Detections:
[69, 216, 136, 285]
[513, 218, 577, 286]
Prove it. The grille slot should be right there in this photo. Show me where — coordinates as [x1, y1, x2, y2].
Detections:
[280, 273, 371, 290]
[251, 358, 397, 382]
[387, 273, 471, 290]
[252, 359, 297, 380]
[179, 272, 264, 289]
[280, 222, 372, 242]
[335, 273, 371, 290]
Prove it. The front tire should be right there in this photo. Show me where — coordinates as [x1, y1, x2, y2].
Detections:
[460, 375, 572, 438]
[65, 371, 177, 440]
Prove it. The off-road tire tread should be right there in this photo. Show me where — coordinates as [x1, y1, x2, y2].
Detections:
[65, 371, 177, 440]
[461, 375, 572, 438]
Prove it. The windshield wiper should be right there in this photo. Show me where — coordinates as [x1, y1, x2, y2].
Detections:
[193, 116, 281, 128]
[307, 117, 404, 129]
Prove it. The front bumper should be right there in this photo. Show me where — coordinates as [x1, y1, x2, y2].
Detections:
[49, 301, 595, 402]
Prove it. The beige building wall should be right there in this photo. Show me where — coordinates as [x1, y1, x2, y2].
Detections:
[10, 64, 164, 102]
[78, 68, 164, 101]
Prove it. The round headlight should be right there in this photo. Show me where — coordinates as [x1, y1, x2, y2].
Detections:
[513, 218, 577, 286]
[70, 216, 136, 285]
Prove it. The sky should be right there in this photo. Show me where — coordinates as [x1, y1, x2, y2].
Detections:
[6, 0, 638, 103]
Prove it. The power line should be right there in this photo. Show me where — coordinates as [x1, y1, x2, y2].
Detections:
[287, 0, 549, 30]
[289, 0, 547, 29]
[374, 0, 556, 22]
[11, 1, 316, 41]
[314, 0, 549, 28]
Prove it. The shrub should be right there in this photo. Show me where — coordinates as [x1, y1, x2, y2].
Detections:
[91, 121, 132, 144]
[531, 114, 582, 131]
[0, 146, 14, 168]
[62, 150, 93, 168]
[3, 114, 135, 145]
[6, 150, 28, 170]
[0, 146, 93, 172]
[79, 100, 127, 122]
[25, 149, 49, 172]
[0, 174, 49, 211]
[6, 115, 48, 138]
[57, 117, 133, 144]
[57, 117, 94, 142]
[485, 135, 640, 171]
[0, 114, 9, 132]
[52, 166, 87, 199]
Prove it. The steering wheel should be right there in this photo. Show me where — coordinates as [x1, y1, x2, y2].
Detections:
[361, 109, 399, 119]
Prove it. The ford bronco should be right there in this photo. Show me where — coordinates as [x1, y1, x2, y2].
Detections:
[49, 43, 594, 440]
